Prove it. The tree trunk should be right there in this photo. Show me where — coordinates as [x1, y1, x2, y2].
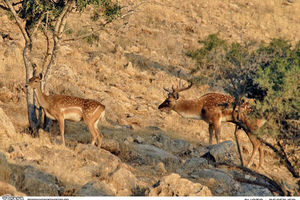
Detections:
[3, 0, 41, 135]
[24, 43, 40, 135]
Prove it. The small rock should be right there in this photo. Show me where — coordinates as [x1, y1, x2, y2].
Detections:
[101, 138, 120, 154]
[149, 173, 212, 196]
[124, 62, 136, 75]
[216, 187, 223, 194]
[8, 144, 24, 159]
[244, 174, 256, 182]
[124, 140, 130, 146]
[153, 141, 163, 148]
[126, 136, 134, 143]
[155, 162, 167, 174]
[134, 136, 144, 144]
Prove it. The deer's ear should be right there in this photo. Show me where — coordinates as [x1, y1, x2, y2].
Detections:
[39, 73, 43, 79]
[174, 93, 179, 100]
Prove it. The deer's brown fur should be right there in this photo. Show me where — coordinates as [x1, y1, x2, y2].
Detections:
[26, 73, 105, 147]
[158, 82, 265, 168]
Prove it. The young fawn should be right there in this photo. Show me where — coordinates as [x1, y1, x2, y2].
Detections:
[26, 73, 105, 147]
[158, 82, 266, 168]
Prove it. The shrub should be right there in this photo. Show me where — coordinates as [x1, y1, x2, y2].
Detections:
[188, 35, 300, 174]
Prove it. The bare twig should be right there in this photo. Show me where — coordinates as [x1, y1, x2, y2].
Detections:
[234, 125, 244, 166]
[62, 0, 149, 43]
[41, 12, 51, 74]
[31, 14, 44, 36]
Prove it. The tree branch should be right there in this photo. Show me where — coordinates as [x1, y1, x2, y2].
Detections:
[31, 14, 45, 36]
[62, 1, 148, 43]
[214, 162, 285, 195]
[3, 0, 30, 44]
[43, 0, 74, 88]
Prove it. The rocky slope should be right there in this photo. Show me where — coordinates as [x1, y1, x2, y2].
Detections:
[0, 0, 299, 196]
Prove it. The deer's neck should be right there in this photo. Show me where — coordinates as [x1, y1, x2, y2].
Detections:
[173, 99, 203, 119]
[34, 86, 50, 109]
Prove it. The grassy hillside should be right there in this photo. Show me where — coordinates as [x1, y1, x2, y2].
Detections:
[0, 0, 299, 196]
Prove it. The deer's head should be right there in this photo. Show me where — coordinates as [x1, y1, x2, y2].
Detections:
[158, 82, 193, 111]
[25, 73, 43, 89]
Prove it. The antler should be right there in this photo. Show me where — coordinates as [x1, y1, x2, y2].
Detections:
[175, 81, 193, 93]
[163, 81, 193, 94]
[163, 87, 172, 93]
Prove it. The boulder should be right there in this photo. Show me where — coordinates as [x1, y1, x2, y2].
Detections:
[151, 133, 193, 156]
[180, 157, 208, 175]
[109, 166, 137, 196]
[11, 165, 62, 196]
[149, 173, 212, 196]
[76, 181, 115, 196]
[133, 144, 180, 168]
[190, 168, 272, 196]
[190, 168, 237, 195]
[75, 144, 121, 178]
[0, 181, 25, 196]
[236, 183, 272, 196]
[206, 140, 241, 165]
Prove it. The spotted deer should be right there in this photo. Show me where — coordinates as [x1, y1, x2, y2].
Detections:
[158, 82, 266, 168]
[25, 73, 105, 147]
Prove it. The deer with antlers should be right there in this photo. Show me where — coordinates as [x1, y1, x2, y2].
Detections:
[158, 81, 266, 168]
[25, 73, 105, 147]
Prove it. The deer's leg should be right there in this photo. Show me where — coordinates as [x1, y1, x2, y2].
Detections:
[84, 108, 104, 148]
[246, 132, 260, 168]
[94, 122, 103, 148]
[212, 116, 221, 144]
[89, 118, 103, 147]
[258, 144, 264, 168]
[85, 121, 98, 146]
[58, 116, 65, 146]
[214, 122, 221, 144]
[209, 123, 214, 145]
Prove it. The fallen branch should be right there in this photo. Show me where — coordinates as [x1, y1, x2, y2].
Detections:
[214, 162, 286, 196]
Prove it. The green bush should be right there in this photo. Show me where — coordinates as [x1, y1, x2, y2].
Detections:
[255, 39, 300, 138]
[187, 34, 265, 100]
[17, 0, 120, 31]
[188, 35, 300, 172]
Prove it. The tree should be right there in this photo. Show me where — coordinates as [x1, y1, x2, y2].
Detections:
[188, 34, 299, 178]
[254, 39, 300, 177]
[0, 0, 120, 135]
